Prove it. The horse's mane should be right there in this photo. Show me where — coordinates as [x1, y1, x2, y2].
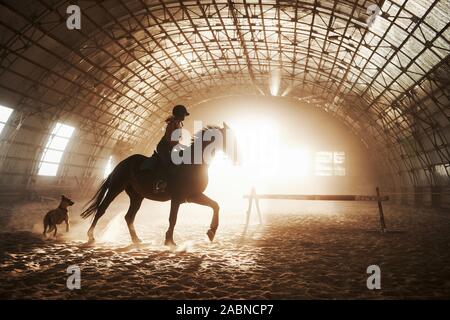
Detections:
[188, 125, 221, 147]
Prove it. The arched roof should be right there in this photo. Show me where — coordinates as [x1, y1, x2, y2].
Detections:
[0, 0, 449, 189]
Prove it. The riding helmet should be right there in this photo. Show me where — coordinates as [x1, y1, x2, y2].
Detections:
[172, 105, 190, 118]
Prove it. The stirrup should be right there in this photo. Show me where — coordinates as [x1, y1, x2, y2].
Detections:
[154, 180, 167, 193]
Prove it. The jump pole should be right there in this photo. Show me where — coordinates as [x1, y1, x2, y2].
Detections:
[244, 188, 389, 231]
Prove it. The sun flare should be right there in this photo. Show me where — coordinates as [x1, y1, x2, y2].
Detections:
[208, 117, 312, 194]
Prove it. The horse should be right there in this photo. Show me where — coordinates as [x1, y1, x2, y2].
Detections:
[81, 124, 236, 246]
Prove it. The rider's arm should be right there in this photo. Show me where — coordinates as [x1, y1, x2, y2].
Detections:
[164, 119, 182, 147]
[164, 121, 174, 142]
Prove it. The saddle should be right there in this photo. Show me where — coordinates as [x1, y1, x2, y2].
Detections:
[140, 147, 185, 171]
[139, 151, 160, 171]
[139, 152, 168, 193]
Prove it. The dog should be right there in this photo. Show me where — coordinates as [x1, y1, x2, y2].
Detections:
[43, 195, 74, 238]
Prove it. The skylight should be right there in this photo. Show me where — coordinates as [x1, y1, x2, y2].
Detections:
[0, 105, 13, 135]
[38, 123, 75, 176]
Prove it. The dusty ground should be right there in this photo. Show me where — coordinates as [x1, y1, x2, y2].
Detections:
[0, 199, 449, 299]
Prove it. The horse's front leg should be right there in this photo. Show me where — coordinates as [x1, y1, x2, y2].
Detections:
[187, 193, 219, 242]
[165, 199, 181, 246]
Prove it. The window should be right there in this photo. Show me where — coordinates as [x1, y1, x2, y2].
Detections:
[315, 151, 346, 176]
[104, 155, 113, 178]
[333, 151, 346, 176]
[38, 123, 75, 176]
[0, 105, 13, 135]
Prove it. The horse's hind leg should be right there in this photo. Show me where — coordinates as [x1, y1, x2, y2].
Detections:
[87, 186, 123, 244]
[125, 188, 143, 244]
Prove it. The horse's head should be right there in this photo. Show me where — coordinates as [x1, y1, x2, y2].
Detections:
[188, 123, 239, 165]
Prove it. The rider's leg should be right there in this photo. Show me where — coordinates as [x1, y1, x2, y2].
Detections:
[157, 140, 171, 170]
[155, 140, 171, 191]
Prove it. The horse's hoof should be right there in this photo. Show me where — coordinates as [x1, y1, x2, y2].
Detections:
[164, 239, 177, 247]
[207, 229, 216, 242]
[132, 237, 142, 244]
[86, 238, 95, 245]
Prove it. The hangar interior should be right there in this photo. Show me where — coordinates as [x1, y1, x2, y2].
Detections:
[0, 0, 448, 206]
[0, 0, 449, 300]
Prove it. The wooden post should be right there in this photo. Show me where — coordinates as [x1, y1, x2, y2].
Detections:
[245, 187, 255, 227]
[255, 191, 262, 224]
[376, 187, 387, 232]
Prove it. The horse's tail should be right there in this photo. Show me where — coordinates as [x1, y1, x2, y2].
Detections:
[81, 176, 111, 219]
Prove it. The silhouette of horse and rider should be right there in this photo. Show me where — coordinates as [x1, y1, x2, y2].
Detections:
[81, 105, 236, 246]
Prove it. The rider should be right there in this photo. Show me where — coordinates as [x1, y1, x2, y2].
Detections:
[157, 105, 190, 173]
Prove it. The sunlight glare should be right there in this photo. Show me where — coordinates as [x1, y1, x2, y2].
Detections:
[208, 116, 312, 194]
